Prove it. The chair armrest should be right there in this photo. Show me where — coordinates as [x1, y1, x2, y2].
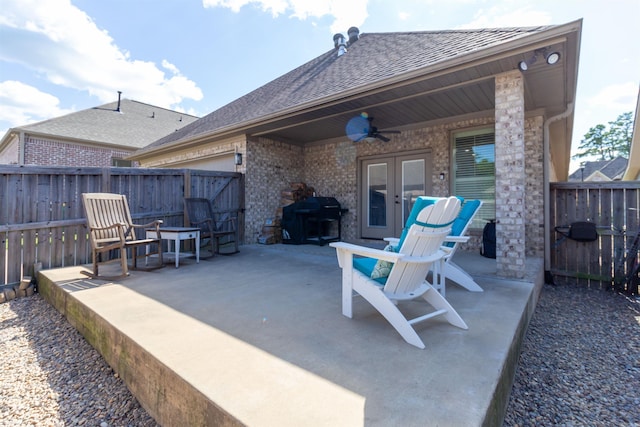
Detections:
[189, 218, 213, 227]
[443, 235, 469, 243]
[383, 237, 400, 245]
[401, 249, 446, 264]
[89, 222, 128, 232]
[329, 242, 405, 262]
[214, 217, 237, 232]
[130, 220, 163, 239]
[131, 219, 163, 229]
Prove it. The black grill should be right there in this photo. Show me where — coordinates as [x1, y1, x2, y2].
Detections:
[281, 197, 347, 245]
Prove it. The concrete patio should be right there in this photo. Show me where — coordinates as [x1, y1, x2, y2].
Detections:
[37, 243, 543, 427]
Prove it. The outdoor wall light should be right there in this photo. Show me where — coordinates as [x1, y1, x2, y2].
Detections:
[545, 51, 561, 65]
[439, 172, 445, 181]
[518, 48, 561, 71]
[234, 152, 243, 165]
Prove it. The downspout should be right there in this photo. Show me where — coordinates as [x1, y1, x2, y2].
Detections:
[543, 102, 574, 281]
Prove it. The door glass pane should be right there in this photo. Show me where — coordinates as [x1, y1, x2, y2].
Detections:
[368, 163, 387, 227]
[402, 159, 425, 225]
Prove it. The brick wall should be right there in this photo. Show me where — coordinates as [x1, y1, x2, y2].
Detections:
[245, 137, 304, 243]
[24, 136, 133, 167]
[525, 116, 545, 257]
[238, 108, 544, 260]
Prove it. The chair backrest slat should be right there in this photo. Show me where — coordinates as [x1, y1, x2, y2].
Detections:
[83, 193, 136, 244]
[384, 197, 460, 295]
[184, 198, 214, 234]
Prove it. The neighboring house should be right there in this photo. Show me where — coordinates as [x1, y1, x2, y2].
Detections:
[0, 97, 199, 167]
[568, 157, 629, 182]
[131, 21, 583, 279]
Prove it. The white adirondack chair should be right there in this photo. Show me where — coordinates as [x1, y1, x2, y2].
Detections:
[330, 196, 467, 349]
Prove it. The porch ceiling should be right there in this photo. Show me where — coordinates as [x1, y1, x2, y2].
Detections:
[248, 43, 572, 145]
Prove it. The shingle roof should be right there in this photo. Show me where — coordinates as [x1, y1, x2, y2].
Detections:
[18, 99, 199, 149]
[568, 157, 629, 181]
[144, 25, 554, 150]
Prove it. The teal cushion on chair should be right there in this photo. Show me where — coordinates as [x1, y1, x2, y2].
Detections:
[396, 196, 464, 249]
[444, 199, 481, 248]
[353, 257, 388, 285]
[396, 196, 440, 250]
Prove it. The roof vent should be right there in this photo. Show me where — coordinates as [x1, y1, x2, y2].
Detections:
[347, 27, 359, 44]
[333, 33, 347, 56]
[116, 91, 122, 112]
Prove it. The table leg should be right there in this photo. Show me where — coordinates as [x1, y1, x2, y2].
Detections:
[195, 232, 200, 263]
[174, 236, 180, 268]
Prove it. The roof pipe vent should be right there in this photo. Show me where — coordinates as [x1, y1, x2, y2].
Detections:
[333, 33, 347, 56]
[116, 91, 122, 112]
[347, 27, 359, 45]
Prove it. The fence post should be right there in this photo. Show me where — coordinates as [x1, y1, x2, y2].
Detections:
[183, 169, 191, 227]
[101, 168, 111, 193]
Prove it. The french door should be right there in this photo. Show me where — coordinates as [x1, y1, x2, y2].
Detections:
[360, 151, 432, 239]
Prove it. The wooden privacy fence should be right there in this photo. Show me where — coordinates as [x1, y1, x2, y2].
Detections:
[0, 165, 244, 286]
[550, 181, 639, 294]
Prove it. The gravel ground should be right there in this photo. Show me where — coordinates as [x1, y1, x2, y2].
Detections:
[504, 284, 640, 427]
[0, 295, 157, 427]
[1, 285, 638, 426]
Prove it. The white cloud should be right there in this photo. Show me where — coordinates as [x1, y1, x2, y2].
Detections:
[162, 60, 180, 75]
[0, 0, 203, 109]
[202, 0, 369, 34]
[459, 5, 552, 29]
[587, 82, 639, 113]
[0, 80, 75, 127]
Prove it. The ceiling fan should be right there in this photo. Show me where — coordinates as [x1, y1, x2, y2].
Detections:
[345, 113, 401, 142]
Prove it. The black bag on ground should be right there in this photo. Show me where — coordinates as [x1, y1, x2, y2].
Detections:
[555, 221, 598, 242]
[480, 220, 496, 259]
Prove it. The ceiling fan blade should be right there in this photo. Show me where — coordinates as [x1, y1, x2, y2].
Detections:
[378, 130, 401, 134]
[376, 134, 391, 142]
[345, 116, 371, 142]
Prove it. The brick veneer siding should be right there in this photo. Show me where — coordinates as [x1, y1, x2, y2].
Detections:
[245, 137, 304, 243]
[24, 136, 134, 167]
[524, 116, 545, 257]
[494, 71, 526, 278]
[186, 110, 544, 259]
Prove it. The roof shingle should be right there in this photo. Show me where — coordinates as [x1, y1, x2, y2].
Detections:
[144, 25, 553, 150]
[18, 99, 199, 149]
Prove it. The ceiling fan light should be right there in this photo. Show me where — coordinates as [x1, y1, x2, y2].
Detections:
[363, 136, 377, 143]
[546, 51, 561, 65]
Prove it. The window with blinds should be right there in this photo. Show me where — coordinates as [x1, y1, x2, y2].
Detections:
[453, 130, 495, 229]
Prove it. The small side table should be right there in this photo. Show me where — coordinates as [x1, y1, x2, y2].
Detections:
[146, 227, 200, 268]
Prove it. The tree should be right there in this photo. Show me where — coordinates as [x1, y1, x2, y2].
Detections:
[573, 112, 633, 160]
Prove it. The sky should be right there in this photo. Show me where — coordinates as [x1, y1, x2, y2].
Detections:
[1, 0, 638, 173]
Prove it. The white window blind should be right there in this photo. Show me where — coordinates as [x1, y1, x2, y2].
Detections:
[453, 130, 495, 229]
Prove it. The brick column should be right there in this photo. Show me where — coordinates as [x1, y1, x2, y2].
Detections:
[494, 71, 526, 279]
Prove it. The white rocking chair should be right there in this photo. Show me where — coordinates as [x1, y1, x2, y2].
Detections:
[330, 196, 467, 349]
